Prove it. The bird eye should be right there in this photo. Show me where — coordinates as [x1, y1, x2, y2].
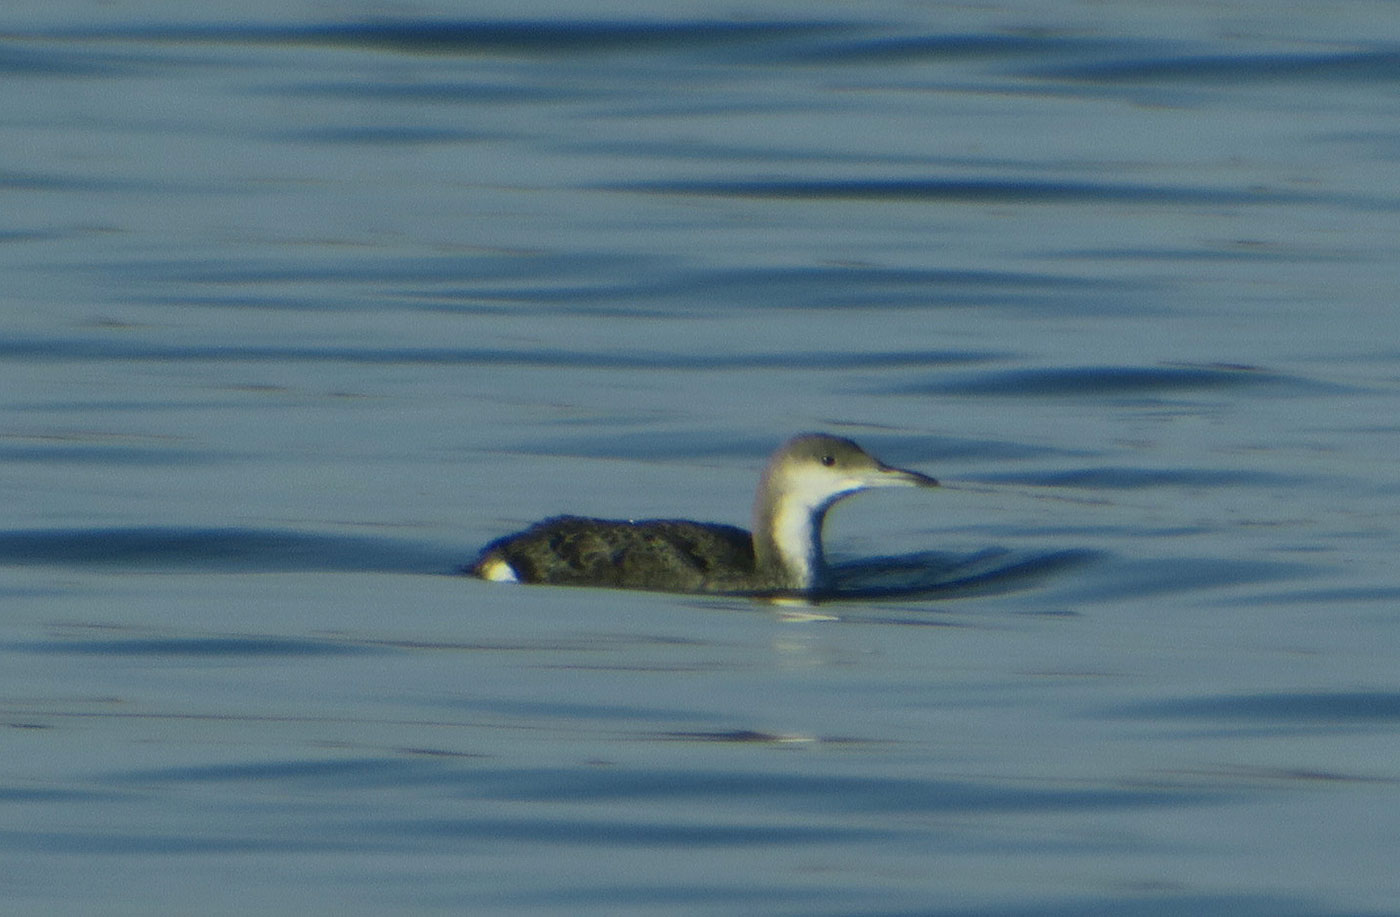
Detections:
[820, 454, 836, 467]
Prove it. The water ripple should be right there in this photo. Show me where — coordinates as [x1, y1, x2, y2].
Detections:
[1040, 49, 1400, 85]
[832, 549, 1102, 601]
[895, 363, 1317, 397]
[0, 527, 458, 573]
[109, 757, 1216, 815]
[787, 32, 1144, 65]
[975, 467, 1311, 490]
[0, 45, 139, 76]
[8, 636, 375, 658]
[34, 19, 854, 56]
[0, 337, 997, 370]
[502, 430, 1043, 462]
[614, 177, 1316, 206]
[1117, 691, 1400, 723]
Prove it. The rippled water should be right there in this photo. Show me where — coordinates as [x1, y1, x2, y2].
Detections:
[3, 2, 1399, 914]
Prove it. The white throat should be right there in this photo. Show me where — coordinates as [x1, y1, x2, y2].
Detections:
[768, 499, 825, 590]
[761, 466, 866, 590]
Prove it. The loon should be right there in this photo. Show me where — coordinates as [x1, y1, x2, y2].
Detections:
[469, 433, 938, 595]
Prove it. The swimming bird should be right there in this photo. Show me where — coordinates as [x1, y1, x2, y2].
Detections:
[469, 433, 938, 595]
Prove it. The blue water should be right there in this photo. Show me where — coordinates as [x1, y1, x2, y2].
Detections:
[3, 3, 1399, 914]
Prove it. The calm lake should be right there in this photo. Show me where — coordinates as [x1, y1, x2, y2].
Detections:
[2, 1, 1399, 914]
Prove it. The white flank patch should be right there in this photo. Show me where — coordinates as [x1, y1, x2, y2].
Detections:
[478, 556, 520, 583]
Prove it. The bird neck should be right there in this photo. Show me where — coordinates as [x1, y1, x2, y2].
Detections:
[753, 488, 831, 592]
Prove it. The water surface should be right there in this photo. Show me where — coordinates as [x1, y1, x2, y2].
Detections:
[2, 2, 1398, 914]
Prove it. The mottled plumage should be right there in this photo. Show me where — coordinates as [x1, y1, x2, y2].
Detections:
[474, 515, 760, 593]
[470, 433, 938, 595]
